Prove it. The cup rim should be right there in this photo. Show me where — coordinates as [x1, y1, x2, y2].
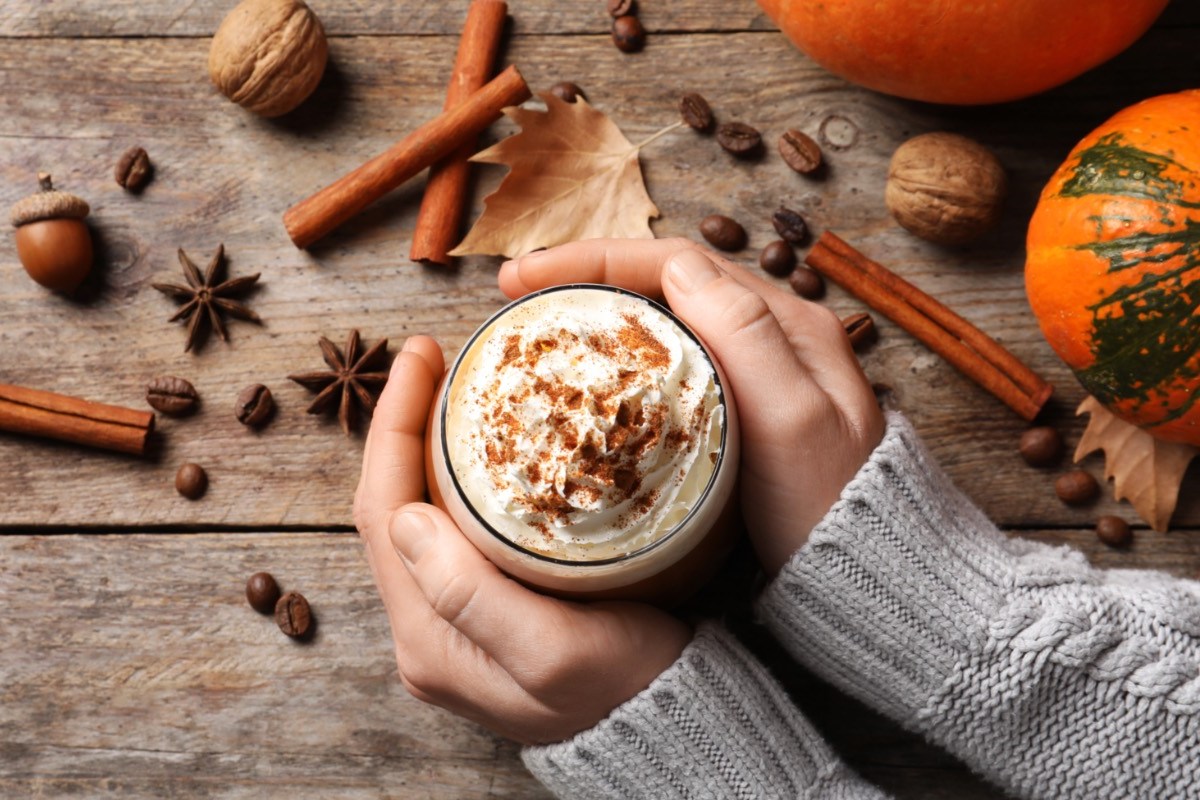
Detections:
[438, 283, 730, 568]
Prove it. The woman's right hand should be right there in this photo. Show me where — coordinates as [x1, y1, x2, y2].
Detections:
[499, 238, 885, 575]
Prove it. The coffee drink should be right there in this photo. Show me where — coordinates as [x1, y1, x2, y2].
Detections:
[428, 285, 739, 602]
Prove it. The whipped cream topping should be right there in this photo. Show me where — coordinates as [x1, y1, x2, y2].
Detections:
[445, 287, 723, 561]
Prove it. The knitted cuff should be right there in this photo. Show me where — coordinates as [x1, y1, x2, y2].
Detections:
[522, 623, 887, 800]
[757, 412, 1034, 724]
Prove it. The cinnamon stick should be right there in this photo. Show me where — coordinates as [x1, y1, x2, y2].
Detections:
[819, 232, 1047, 398]
[410, 0, 508, 266]
[0, 383, 155, 456]
[284, 64, 531, 249]
[805, 232, 1053, 420]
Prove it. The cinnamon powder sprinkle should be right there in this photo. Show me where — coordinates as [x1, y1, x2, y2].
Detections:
[617, 314, 670, 370]
[473, 310, 699, 532]
[500, 334, 522, 367]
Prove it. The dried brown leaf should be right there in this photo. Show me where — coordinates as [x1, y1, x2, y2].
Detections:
[450, 93, 666, 258]
[1075, 396, 1199, 531]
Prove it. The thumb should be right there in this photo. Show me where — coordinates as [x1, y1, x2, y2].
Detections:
[390, 503, 568, 667]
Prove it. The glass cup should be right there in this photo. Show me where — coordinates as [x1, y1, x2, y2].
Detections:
[425, 284, 740, 605]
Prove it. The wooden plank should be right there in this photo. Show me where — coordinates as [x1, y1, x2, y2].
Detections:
[2, 0, 1197, 38]
[4, 529, 1194, 798]
[1, 30, 1199, 528]
[0, 0, 776, 38]
[0, 532, 550, 799]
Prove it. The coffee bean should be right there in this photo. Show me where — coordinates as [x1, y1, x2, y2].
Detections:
[772, 207, 809, 244]
[679, 92, 714, 132]
[1096, 515, 1132, 548]
[114, 145, 152, 192]
[778, 129, 823, 174]
[607, 0, 635, 17]
[1018, 426, 1062, 467]
[759, 240, 796, 276]
[699, 214, 747, 251]
[549, 81, 586, 103]
[146, 376, 198, 416]
[246, 572, 281, 614]
[175, 463, 208, 500]
[841, 313, 877, 349]
[235, 383, 274, 427]
[612, 15, 645, 52]
[789, 267, 826, 300]
[1055, 469, 1099, 505]
[275, 591, 313, 638]
[716, 122, 762, 157]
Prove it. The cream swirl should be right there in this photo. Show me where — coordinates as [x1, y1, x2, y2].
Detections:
[445, 287, 723, 561]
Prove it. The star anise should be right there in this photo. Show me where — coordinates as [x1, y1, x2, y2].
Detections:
[288, 330, 391, 435]
[152, 244, 261, 352]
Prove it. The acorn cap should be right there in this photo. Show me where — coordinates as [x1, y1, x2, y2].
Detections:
[10, 173, 90, 227]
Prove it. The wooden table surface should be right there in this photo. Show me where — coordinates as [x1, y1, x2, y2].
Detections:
[3, 2, 1200, 797]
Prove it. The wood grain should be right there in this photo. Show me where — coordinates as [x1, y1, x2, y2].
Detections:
[0, 0, 777, 38]
[3, 529, 1195, 798]
[0, 532, 549, 799]
[6, 5, 1200, 799]
[2, 30, 1199, 528]
[2, 0, 1196, 38]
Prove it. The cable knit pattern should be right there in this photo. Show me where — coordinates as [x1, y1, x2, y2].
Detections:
[522, 413, 1200, 799]
[523, 623, 887, 799]
[759, 412, 1200, 799]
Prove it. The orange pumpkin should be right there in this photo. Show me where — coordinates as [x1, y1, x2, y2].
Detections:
[1026, 90, 1200, 446]
[755, 0, 1168, 105]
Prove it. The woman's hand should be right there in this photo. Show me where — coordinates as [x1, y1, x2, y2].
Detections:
[355, 236, 882, 744]
[498, 238, 885, 575]
[353, 336, 691, 745]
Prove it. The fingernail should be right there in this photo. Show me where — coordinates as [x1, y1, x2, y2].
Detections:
[500, 259, 518, 272]
[666, 249, 721, 294]
[401, 337, 418, 352]
[392, 509, 435, 564]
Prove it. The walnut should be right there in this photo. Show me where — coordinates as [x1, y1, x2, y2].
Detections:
[208, 0, 328, 118]
[885, 132, 1007, 246]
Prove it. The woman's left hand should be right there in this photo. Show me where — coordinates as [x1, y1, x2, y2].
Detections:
[353, 335, 691, 745]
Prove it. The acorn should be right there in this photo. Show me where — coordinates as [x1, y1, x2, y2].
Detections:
[10, 173, 93, 292]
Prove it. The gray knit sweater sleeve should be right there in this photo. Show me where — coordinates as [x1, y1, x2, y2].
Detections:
[523, 622, 887, 799]
[524, 412, 1200, 799]
[759, 412, 1200, 799]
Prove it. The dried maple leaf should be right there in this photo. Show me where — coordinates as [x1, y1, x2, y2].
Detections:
[449, 93, 676, 258]
[1075, 396, 1199, 531]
